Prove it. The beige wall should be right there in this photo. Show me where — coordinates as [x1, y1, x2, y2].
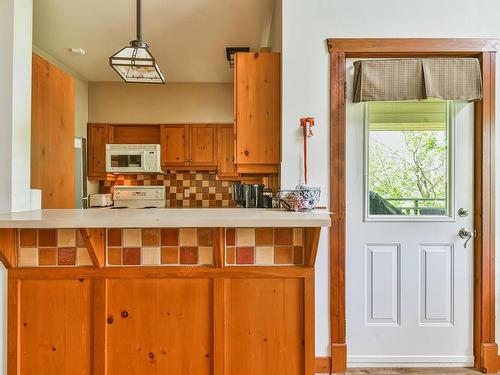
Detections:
[89, 82, 234, 124]
[269, 0, 282, 53]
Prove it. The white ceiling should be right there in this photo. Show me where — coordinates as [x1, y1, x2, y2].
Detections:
[33, 0, 276, 82]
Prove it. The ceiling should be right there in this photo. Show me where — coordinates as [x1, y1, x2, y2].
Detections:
[33, 0, 276, 82]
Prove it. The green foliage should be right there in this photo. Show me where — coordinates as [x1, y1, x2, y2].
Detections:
[369, 130, 447, 213]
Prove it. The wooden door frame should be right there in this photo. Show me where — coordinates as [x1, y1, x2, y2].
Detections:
[327, 38, 498, 373]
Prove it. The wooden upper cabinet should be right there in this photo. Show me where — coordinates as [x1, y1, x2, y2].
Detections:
[189, 125, 217, 167]
[112, 125, 160, 144]
[87, 124, 112, 179]
[217, 124, 237, 177]
[161, 124, 217, 169]
[160, 125, 188, 167]
[235, 52, 281, 167]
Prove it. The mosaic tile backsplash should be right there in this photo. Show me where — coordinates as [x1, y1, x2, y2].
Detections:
[101, 172, 235, 208]
[18, 227, 305, 268]
[18, 229, 93, 267]
[225, 228, 304, 266]
[106, 228, 214, 266]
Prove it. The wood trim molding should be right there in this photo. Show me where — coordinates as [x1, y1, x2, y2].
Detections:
[93, 278, 108, 374]
[80, 228, 106, 268]
[7, 277, 20, 374]
[328, 38, 498, 373]
[304, 227, 321, 267]
[0, 228, 17, 269]
[213, 278, 228, 374]
[315, 356, 331, 373]
[327, 38, 499, 55]
[213, 228, 225, 268]
[329, 50, 347, 373]
[473, 51, 497, 373]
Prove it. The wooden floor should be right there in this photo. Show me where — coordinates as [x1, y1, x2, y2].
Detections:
[325, 369, 481, 375]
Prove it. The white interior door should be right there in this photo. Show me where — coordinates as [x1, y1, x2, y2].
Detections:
[346, 58, 474, 367]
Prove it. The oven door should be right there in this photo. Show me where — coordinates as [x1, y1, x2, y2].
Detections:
[106, 150, 147, 173]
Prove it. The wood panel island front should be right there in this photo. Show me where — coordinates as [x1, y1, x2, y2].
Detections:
[0, 208, 330, 375]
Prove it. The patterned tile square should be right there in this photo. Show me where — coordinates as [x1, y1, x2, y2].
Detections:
[293, 228, 303, 246]
[197, 228, 213, 246]
[161, 247, 179, 264]
[275, 228, 293, 246]
[39, 229, 57, 247]
[226, 229, 235, 246]
[274, 246, 293, 264]
[255, 247, 274, 264]
[108, 229, 122, 247]
[142, 228, 160, 247]
[19, 248, 38, 267]
[77, 248, 93, 266]
[226, 247, 235, 264]
[123, 248, 141, 265]
[236, 247, 255, 264]
[123, 229, 142, 247]
[143, 247, 161, 265]
[58, 247, 77, 266]
[179, 229, 198, 247]
[19, 229, 37, 247]
[161, 228, 179, 246]
[57, 229, 76, 247]
[180, 247, 198, 264]
[236, 228, 255, 246]
[255, 228, 274, 246]
[108, 247, 122, 265]
[293, 246, 304, 265]
[198, 247, 213, 265]
[76, 230, 86, 247]
[38, 248, 57, 266]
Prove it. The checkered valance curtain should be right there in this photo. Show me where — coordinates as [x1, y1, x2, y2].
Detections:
[353, 58, 482, 102]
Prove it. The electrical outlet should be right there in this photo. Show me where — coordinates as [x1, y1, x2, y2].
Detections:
[184, 188, 190, 198]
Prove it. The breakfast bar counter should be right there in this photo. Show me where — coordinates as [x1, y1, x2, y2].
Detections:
[0, 208, 331, 228]
[0, 208, 330, 375]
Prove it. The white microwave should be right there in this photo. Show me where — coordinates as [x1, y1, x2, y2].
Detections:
[105, 144, 162, 173]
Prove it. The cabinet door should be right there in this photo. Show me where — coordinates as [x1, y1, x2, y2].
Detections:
[19, 279, 92, 374]
[189, 124, 217, 167]
[160, 125, 188, 167]
[87, 123, 110, 179]
[235, 52, 280, 165]
[217, 124, 238, 177]
[105, 279, 212, 375]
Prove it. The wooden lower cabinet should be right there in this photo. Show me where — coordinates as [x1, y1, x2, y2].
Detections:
[10, 270, 312, 375]
[18, 279, 92, 374]
[106, 279, 212, 374]
[226, 278, 305, 375]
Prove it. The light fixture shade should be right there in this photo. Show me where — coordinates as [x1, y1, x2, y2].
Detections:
[110, 41, 165, 84]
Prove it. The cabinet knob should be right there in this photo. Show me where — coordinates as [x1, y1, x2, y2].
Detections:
[244, 150, 250, 156]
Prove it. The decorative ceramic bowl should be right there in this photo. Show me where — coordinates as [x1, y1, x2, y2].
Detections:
[278, 186, 321, 212]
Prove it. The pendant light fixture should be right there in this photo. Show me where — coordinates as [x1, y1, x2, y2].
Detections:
[109, 0, 165, 84]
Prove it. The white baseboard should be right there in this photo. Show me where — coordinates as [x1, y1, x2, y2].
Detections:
[348, 355, 474, 368]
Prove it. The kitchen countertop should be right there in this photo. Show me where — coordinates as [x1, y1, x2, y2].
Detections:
[0, 208, 331, 228]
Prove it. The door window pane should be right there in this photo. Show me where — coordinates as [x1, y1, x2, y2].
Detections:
[367, 101, 451, 218]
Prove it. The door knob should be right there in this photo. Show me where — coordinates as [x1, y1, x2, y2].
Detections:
[458, 228, 472, 248]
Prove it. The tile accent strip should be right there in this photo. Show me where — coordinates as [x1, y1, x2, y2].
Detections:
[225, 228, 304, 266]
[106, 228, 214, 266]
[18, 229, 93, 267]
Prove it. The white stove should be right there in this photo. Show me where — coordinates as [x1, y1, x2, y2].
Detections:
[112, 186, 166, 208]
